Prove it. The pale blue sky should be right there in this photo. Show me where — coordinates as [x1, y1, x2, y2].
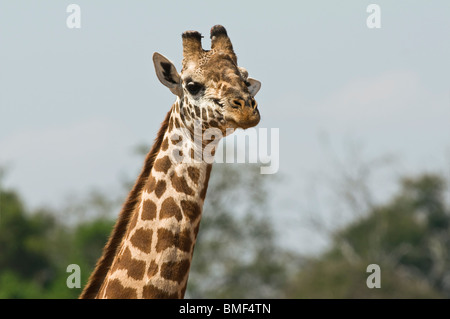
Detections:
[1, 1, 449, 253]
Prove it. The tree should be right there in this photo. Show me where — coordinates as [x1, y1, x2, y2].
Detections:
[0, 159, 293, 298]
[0, 169, 114, 298]
[287, 173, 450, 298]
[186, 163, 292, 298]
[0, 176, 59, 297]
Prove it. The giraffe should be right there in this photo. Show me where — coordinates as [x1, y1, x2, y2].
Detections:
[79, 25, 261, 299]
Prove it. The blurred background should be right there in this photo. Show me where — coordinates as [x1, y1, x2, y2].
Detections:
[0, 1, 449, 298]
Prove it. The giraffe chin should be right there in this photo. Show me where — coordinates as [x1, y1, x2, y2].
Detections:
[225, 110, 260, 130]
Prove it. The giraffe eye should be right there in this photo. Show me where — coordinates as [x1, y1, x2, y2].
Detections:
[186, 82, 203, 95]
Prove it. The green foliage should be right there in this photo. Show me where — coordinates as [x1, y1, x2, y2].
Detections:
[0, 271, 43, 299]
[286, 257, 441, 298]
[1, 161, 449, 299]
[0, 177, 113, 298]
[71, 219, 114, 279]
[287, 174, 450, 298]
[0, 188, 57, 297]
[0, 163, 289, 299]
[185, 163, 291, 298]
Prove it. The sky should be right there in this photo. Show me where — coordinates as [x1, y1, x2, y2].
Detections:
[1, 1, 449, 254]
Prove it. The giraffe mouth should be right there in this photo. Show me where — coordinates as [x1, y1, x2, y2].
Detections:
[224, 108, 260, 129]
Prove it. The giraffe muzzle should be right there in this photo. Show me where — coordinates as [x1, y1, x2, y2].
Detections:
[225, 101, 260, 129]
[231, 97, 258, 110]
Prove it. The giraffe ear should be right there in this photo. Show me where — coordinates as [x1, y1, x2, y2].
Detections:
[247, 78, 261, 97]
[153, 52, 182, 96]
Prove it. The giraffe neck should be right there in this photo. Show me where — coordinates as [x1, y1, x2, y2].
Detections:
[97, 99, 214, 298]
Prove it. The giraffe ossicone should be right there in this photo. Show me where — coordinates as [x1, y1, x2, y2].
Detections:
[80, 25, 261, 299]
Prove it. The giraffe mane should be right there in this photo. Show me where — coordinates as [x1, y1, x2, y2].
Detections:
[79, 107, 173, 299]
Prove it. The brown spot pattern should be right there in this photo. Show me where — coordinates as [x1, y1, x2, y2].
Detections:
[207, 107, 214, 118]
[147, 260, 159, 278]
[202, 108, 207, 121]
[154, 156, 172, 174]
[155, 228, 192, 253]
[112, 247, 146, 281]
[180, 200, 202, 222]
[155, 180, 167, 198]
[129, 228, 152, 254]
[200, 164, 212, 200]
[146, 175, 156, 193]
[160, 197, 182, 221]
[160, 259, 191, 284]
[141, 199, 157, 220]
[105, 279, 137, 299]
[194, 105, 200, 117]
[171, 173, 194, 195]
[161, 137, 169, 151]
[187, 167, 200, 185]
[142, 284, 178, 299]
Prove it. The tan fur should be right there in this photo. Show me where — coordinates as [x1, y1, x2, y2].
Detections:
[79, 109, 172, 299]
[80, 25, 261, 299]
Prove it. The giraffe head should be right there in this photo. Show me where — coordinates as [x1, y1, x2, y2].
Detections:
[153, 25, 261, 134]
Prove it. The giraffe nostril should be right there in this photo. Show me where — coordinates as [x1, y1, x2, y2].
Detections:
[232, 99, 245, 109]
[250, 98, 257, 109]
